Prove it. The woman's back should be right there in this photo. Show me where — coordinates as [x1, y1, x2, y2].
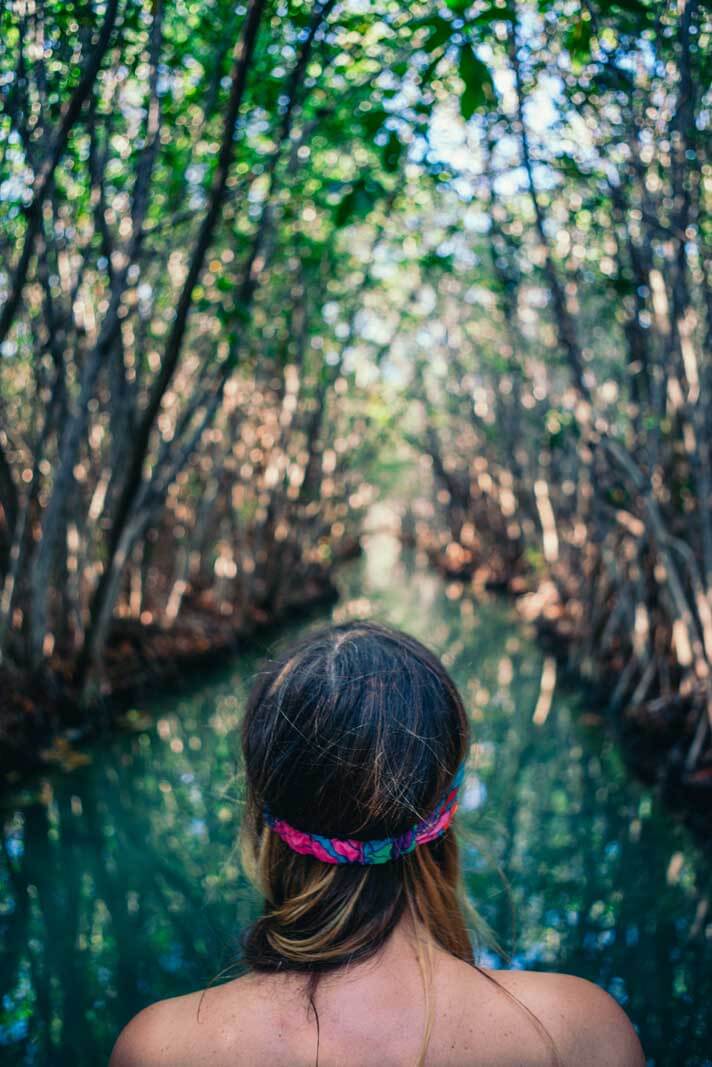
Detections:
[110, 620, 644, 1066]
[110, 918, 644, 1067]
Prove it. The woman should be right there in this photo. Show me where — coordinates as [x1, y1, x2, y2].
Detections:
[110, 619, 645, 1066]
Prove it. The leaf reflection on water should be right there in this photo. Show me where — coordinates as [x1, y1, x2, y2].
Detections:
[1, 549, 711, 1067]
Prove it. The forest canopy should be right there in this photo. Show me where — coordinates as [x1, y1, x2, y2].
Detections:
[0, 0, 710, 777]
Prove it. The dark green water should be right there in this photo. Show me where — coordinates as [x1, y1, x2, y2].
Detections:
[1, 537, 711, 1066]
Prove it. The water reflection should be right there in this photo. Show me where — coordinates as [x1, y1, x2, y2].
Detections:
[1, 544, 710, 1066]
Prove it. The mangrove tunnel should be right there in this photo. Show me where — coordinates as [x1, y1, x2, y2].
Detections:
[0, 0, 710, 1064]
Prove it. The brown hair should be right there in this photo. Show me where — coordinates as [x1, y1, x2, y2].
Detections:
[239, 619, 559, 1065]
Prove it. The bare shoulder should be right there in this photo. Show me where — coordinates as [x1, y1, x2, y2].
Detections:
[110, 995, 187, 1067]
[109, 989, 208, 1067]
[108, 977, 259, 1067]
[479, 968, 646, 1067]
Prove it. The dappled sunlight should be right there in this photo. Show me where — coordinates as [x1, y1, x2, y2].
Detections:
[0, 0, 709, 1063]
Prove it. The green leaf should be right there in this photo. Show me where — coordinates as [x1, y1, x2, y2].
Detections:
[422, 15, 453, 52]
[458, 46, 495, 120]
[334, 188, 359, 227]
[361, 107, 388, 137]
[556, 152, 588, 180]
[382, 130, 403, 173]
[420, 250, 454, 273]
[445, 0, 471, 10]
[602, 0, 649, 14]
[334, 177, 384, 227]
[471, 5, 515, 25]
[565, 18, 594, 67]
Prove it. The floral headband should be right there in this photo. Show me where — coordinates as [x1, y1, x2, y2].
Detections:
[263, 761, 465, 866]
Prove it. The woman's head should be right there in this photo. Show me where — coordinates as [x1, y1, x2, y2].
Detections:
[240, 618, 472, 973]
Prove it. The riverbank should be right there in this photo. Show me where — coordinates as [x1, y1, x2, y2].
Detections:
[515, 580, 712, 831]
[3, 530, 711, 837]
[0, 564, 343, 785]
[417, 526, 712, 834]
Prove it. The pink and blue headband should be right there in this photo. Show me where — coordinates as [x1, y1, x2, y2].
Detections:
[263, 761, 465, 865]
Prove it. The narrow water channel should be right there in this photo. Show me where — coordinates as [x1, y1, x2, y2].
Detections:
[1, 531, 710, 1066]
